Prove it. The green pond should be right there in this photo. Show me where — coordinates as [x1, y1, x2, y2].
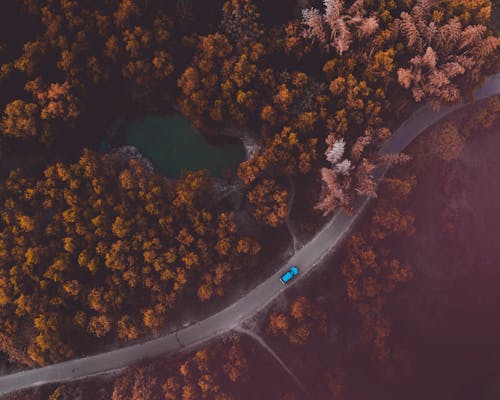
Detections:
[124, 114, 247, 178]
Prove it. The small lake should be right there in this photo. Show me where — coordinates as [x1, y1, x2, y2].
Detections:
[123, 114, 247, 178]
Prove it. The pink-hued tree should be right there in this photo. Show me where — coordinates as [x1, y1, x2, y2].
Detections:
[394, 0, 500, 108]
[302, 0, 379, 54]
[316, 127, 410, 216]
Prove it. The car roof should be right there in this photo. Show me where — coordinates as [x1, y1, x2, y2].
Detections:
[281, 272, 292, 281]
[290, 266, 298, 272]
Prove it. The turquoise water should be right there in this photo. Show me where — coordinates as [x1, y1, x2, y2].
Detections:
[124, 114, 246, 178]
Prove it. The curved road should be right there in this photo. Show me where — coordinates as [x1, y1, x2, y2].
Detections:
[1, 74, 499, 396]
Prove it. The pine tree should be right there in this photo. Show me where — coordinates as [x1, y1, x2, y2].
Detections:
[302, 0, 379, 54]
[394, 2, 500, 107]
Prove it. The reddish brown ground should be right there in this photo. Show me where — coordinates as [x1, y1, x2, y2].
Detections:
[387, 116, 500, 400]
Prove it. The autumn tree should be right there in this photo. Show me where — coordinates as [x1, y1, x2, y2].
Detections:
[25, 78, 80, 122]
[441, 0, 493, 25]
[157, 339, 250, 399]
[220, 0, 264, 46]
[267, 296, 327, 345]
[302, 0, 380, 54]
[0, 0, 178, 146]
[246, 178, 289, 227]
[178, 32, 268, 131]
[275, 21, 313, 60]
[114, 13, 175, 88]
[340, 175, 416, 361]
[426, 120, 465, 162]
[319, 367, 348, 400]
[394, 0, 500, 107]
[0, 150, 259, 366]
[1, 100, 39, 138]
[178, 0, 273, 132]
[259, 70, 328, 134]
[238, 126, 318, 186]
[315, 127, 410, 216]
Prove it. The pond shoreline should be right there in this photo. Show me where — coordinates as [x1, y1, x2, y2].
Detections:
[99, 111, 260, 179]
[101, 113, 259, 176]
[102, 112, 259, 213]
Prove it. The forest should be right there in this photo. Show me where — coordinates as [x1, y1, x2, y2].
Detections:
[11, 95, 500, 400]
[0, 0, 498, 392]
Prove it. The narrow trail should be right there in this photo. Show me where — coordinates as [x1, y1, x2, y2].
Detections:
[243, 136, 261, 159]
[236, 327, 310, 398]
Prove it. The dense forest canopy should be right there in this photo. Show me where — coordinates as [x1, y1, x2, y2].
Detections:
[0, 0, 498, 369]
[0, 152, 260, 365]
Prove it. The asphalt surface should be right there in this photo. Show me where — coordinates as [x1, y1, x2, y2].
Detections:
[1, 73, 499, 396]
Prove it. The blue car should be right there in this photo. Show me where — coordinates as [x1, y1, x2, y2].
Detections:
[280, 266, 299, 284]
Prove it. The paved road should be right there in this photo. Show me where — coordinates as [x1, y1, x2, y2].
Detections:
[1, 73, 499, 396]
